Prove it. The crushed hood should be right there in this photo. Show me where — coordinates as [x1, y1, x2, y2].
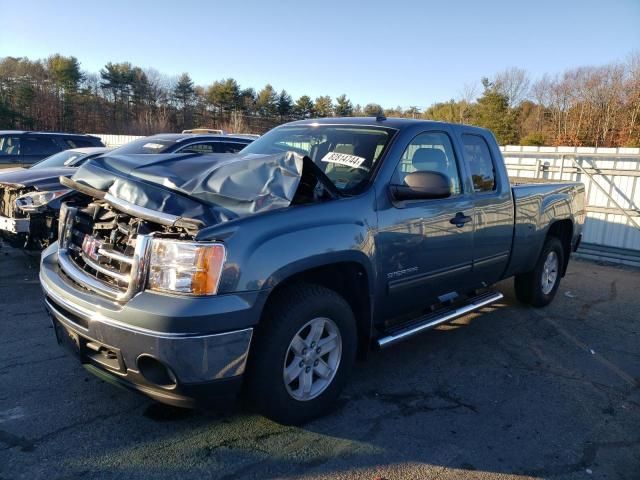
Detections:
[68, 151, 304, 225]
[0, 167, 74, 191]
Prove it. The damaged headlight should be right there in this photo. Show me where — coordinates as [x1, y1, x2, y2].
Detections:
[148, 239, 226, 296]
[15, 189, 71, 213]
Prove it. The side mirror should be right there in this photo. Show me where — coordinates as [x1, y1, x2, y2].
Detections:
[390, 171, 451, 201]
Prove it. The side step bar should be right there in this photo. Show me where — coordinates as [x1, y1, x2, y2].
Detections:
[376, 291, 504, 349]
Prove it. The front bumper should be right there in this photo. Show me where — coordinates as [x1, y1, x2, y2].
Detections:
[40, 244, 264, 407]
[0, 214, 29, 234]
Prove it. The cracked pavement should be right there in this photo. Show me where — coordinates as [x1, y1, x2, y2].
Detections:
[0, 244, 638, 479]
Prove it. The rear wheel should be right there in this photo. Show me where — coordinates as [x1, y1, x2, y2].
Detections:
[514, 236, 564, 307]
[247, 284, 357, 425]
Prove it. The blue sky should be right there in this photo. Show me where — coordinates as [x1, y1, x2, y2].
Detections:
[1, 0, 638, 108]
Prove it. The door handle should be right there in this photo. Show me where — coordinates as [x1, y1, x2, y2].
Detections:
[450, 212, 472, 227]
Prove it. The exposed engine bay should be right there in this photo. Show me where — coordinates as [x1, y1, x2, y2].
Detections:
[62, 199, 191, 290]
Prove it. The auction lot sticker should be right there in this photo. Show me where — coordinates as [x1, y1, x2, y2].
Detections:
[321, 151, 366, 168]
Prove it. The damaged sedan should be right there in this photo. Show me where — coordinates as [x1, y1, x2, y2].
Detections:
[0, 147, 111, 248]
[1, 133, 255, 249]
[40, 118, 584, 424]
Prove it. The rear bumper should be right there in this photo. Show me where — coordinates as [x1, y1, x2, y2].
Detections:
[40, 244, 265, 407]
[0, 214, 29, 234]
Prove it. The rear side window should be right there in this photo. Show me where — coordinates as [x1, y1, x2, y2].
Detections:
[178, 141, 249, 154]
[462, 134, 496, 192]
[178, 142, 215, 154]
[22, 136, 61, 156]
[0, 135, 21, 156]
[64, 138, 96, 148]
[218, 141, 248, 153]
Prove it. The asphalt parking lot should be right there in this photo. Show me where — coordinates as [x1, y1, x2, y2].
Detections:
[0, 245, 638, 480]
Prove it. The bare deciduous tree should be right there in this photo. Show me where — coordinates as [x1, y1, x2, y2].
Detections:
[494, 67, 530, 107]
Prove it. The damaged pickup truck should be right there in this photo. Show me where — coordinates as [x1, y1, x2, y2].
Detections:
[40, 118, 585, 424]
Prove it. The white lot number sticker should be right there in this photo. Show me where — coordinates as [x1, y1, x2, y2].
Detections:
[321, 151, 366, 169]
[143, 143, 166, 150]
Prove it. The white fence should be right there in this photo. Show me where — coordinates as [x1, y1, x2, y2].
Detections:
[501, 146, 640, 267]
[94, 134, 144, 148]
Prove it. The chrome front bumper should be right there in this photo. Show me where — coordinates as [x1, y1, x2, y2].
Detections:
[0, 214, 29, 234]
[40, 245, 256, 404]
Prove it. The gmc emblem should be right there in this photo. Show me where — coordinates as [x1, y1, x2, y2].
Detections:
[82, 235, 103, 261]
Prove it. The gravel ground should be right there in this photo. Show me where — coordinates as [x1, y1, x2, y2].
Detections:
[0, 244, 639, 480]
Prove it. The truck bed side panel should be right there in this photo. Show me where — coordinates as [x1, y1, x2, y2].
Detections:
[503, 182, 585, 278]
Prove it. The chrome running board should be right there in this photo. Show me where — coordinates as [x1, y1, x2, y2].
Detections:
[376, 291, 504, 348]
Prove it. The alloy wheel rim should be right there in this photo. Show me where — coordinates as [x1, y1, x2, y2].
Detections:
[283, 317, 342, 401]
[541, 251, 559, 295]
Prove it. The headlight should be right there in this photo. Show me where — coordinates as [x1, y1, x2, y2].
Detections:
[148, 239, 226, 296]
[16, 189, 71, 212]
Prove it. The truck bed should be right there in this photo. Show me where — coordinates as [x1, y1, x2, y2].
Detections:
[505, 181, 585, 278]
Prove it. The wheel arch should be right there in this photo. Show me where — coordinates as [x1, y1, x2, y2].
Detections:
[261, 258, 374, 357]
[546, 219, 573, 276]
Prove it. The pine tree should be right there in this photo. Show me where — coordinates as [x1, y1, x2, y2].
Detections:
[294, 95, 314, 118]
[255, 84, 278, 116]
[314, 95, 333, 117]
[473, 78, 518, 145]
[173, 73, 195, 129]
[277, 90, 293, 118]
[206, 78, 240, 113]
[334, 94, 353, 116]
[364, 103, 384, 116]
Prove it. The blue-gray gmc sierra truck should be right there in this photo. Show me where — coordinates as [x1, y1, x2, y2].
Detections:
[40, 117, 585, 424]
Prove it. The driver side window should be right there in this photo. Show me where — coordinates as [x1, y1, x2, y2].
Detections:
[393, 132, 462, 196]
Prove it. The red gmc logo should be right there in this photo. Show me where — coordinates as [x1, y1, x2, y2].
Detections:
[82, 235, 103, 261]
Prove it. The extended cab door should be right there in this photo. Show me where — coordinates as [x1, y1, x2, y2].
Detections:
[376, 129, 475, 320]
[457, 130, 514, 286]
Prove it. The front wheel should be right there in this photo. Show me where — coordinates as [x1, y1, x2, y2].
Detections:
[514, 236, 564, 307]
[247, 284, 357, 425]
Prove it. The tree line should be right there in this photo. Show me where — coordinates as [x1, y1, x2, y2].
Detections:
[0, 53, 638, 146]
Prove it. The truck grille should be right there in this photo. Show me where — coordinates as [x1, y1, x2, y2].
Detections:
[58, 202, 153, 302]
[70, 209, 133, 285]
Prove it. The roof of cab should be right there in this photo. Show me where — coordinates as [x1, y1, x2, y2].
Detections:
[285, 116, 492, 135]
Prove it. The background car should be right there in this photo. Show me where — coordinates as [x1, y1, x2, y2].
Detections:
[110, 133, 254, 155]
[0, 147, 111, 248]
[0, 133, 256, 249]
[0, 131, 105, 169]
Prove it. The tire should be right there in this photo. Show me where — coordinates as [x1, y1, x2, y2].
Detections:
[514, 236, 564, 308]
[247, 283, 357, 425]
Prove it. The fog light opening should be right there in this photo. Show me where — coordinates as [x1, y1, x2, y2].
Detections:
[137, 355, 178, 389]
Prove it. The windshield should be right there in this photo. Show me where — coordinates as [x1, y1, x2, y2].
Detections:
[241, 125, 395, 191]
[110, 138, 176, 154]
[31, 150, 86, 169]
